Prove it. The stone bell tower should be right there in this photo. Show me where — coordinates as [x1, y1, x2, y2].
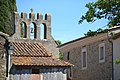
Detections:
[13, 12, 52, 40]
[12, 12, 59, 58]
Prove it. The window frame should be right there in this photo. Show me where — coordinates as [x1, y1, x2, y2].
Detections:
[99, 43, 105, 63]
[81, 47, 87, 70]
[67, 52, 70, 60]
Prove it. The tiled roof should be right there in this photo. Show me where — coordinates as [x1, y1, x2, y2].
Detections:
[12, 57, 73, 67]
[11, 41, 73, 67]
[11, 41, 52, 57]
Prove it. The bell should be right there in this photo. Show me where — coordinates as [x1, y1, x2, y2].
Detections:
[30, 28, 34, 33]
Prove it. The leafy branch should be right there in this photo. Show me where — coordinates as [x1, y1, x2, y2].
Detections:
[84, 28, 108, 37]
[79, 0, 120, 27]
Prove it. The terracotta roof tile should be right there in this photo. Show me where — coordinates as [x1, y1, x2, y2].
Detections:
[12, 57, 73, 67]
[11, 41, 52, 57]
[11, 41, 73, 67]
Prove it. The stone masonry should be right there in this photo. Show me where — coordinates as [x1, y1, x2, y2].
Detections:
[12, 12, 59, 58]
[0, 12, 70, 80]
[60, 33, 112, 80]
[0, 32, 9, 80]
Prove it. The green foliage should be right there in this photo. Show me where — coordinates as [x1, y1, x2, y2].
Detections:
[59, 52, 63, 60]
[114, 59, 120, 64]
[0, 0, 17, 35]
[56, 40, 62, 45]
[56, 40, 63, 60]
[84, 28, 108, 37]
[79, 0, 120, 27]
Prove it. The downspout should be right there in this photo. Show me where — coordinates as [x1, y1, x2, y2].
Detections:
[107, 32, 114, 80]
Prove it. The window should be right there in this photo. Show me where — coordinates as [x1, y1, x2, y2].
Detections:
[32, 69, 39, 74]
[81, 48, 87, 69]
[99, 43, 105, 63]
[30, 23, 37, 39]
[20, 22, 27, 38]
[40, 23, 47, 39]
[67, 52, 70, 60]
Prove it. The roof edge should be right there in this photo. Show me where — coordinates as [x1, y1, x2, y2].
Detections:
[58, 32, 107, 48]
[109, 26, 120, 31]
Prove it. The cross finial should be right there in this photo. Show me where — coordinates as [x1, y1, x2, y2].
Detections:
[30, 8, 33, 12]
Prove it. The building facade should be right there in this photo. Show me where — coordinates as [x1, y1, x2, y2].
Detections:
[13, 12, 59, 58]
[59, 33, 113, 80]
[10, 12, 73, 80]
[109, 26, 120, 80]
[0, 12, 73, 80]
[10, 41, 73, 80]
[113, 37, 120, 80]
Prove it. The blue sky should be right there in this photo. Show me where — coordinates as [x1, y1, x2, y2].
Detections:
[16, 0, 108, 43]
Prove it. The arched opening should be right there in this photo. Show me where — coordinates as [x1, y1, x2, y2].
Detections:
[20, 22, 27, 38]
[30, 22, 37, 39]
[40, 23, 47, 39]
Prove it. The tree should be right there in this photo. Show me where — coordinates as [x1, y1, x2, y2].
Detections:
[0, 0, 17, 35]
[79, 0, 120, 27]
[56, 40, 62, 45]
[84, 28, 108, 36]
[80, 0, 120, 64]
[56, 40, 63, 60]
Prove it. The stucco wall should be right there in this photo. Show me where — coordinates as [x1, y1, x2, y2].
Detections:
[113, 37, 120, 80]
[60, 33, 112, 80]
[12, 66, 68, 80]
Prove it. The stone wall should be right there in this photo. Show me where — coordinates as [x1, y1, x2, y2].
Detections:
[13, 12, 52, 40]
[11, 12, 59, 58]
[0, 32, 8, 80]
[60, 33, 112, 80]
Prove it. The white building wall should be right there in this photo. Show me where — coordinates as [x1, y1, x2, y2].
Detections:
[113, 37, 120, 80]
